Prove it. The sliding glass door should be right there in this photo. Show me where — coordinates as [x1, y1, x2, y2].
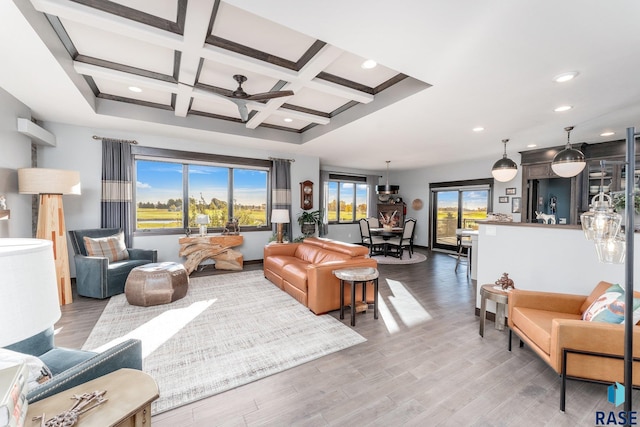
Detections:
[430, 180, 492, 251]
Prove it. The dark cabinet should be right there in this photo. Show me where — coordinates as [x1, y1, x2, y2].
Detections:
[520, 138, 640, 225]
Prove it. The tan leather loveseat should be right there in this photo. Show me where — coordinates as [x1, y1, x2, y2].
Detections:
[508, 281, 640, 409]
[264, 237, 377, 314]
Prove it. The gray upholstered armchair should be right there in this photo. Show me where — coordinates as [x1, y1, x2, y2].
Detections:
[4, 327, 142, 403]
[68, 228, 157, 299]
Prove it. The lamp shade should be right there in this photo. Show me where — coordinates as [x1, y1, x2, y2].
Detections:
[0, 239, 61, 347]
[195, 214, 210, 225]
[551, 148, 586, 178]
[491, 157, 518, 182]
[18, 168, 81, 195]
[271, 209, 290, 224]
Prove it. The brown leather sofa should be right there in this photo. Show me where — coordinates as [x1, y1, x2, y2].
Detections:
[508, 281, 640, 409]
[264, 237, 378, 314]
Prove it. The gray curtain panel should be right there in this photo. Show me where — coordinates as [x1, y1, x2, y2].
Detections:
[101, 139, 133, 247]
[318, 170, 330, 236]
[272, 159, 292, 240]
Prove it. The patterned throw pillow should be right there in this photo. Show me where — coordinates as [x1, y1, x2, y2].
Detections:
[83, 232, 129, 262]
[582, 284, 640, 324]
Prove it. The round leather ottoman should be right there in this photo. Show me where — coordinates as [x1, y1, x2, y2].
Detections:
[125, 262, 189, 307]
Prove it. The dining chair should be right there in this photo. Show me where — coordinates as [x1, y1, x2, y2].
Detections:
[366, 217, 380, 228]
[358, 219, 386, 256]
[454, 228, 473, 276]
[386, 218, 416, 258]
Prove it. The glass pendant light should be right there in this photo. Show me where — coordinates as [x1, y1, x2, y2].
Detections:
[580, 162, 622, 242]
[552, 126, 586, 177]
[595, 231, 626, 264]
[491, 139, 518, 182]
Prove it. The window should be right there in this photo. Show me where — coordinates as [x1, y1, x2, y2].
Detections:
[326, 174, 369, 223]
[133, 146, 270, 233]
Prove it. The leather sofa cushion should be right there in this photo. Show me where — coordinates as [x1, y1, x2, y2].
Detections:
[303, 237, 368, 258]
[264, 255, 299, 272]
[294, 245, 350, 264]
[282, 261, 309, 292]
[512, 307, 581, 355]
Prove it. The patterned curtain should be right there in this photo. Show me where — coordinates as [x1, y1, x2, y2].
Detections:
[319, 170, 330, 236]
[272, 159, 292, 240]
[101, 139, 133, 247]
[367, 174, 380, 218]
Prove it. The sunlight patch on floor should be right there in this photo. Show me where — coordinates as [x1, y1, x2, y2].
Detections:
[379, 278, 432, 333]
[88, 299, 216, 357]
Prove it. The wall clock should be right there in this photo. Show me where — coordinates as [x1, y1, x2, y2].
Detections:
[300, 180, 313, 210]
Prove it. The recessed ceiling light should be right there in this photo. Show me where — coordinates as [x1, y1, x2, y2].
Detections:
[128, 86, 142, 93]
[361, 59, 377, 69]
[527, 144, 537, 148]
[283, 118, 293, 123]
[553, 71, 579, 83]
[600, 131, 615, 137]
[472, 127, 485, 132]
[554, 105, 573, 112]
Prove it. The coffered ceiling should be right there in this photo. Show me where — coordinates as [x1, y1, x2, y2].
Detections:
[2, 0, 640, 171]
[22, 0, 429, 144]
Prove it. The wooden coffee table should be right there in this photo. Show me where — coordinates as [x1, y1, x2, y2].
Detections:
[27, 369, 158, 427]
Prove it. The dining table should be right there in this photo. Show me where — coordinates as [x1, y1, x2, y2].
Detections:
[369, 227, 403, 257]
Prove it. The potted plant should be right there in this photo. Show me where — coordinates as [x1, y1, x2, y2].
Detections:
[612, 192, 640, 230]
[297, 210, 321, 236]
[612, 192, 640, 214]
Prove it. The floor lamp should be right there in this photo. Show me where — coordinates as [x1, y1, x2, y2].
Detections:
[18, 168, 81, 306]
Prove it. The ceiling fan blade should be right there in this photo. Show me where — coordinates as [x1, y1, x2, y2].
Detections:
[229, 98, 249, 122]
[246, 90, 294, 101]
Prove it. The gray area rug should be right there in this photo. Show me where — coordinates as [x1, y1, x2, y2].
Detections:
[371, 251, 427, 265]
[82, 270, 366, 414]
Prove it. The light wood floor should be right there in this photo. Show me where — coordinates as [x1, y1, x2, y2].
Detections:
[55, 250, 639, 426]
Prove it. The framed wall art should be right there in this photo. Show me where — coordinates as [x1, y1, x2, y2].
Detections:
[512, 197, 521, 213]
[505, 188, 516, 195]
[498, 196, 509, 203]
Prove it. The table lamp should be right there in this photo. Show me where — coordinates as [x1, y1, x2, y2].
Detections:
[196, 214, 210, 236]
[271, 209, 290, 243]
[18, 168, 81, 305]
[0, 239, 61, 347]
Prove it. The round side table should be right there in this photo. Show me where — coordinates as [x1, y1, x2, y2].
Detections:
[479, 284, 509, 337]
[333, 267, 379, 326]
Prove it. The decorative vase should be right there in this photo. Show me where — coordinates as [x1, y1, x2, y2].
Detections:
[383, 224, 392, 231]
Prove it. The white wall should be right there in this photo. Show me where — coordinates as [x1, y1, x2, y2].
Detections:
[476, 222, 638, 312]
[0, 87, 35, 238]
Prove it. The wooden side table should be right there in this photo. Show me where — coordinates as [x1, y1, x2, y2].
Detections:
[27, 369, 158, 427]
[479, 284, 509, 337]
[178, 235, 244, 274]
[334, 267, 379, 327]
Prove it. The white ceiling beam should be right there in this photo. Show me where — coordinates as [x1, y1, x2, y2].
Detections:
[31, 0, 183, 50]
[175, 0, 216, 118]
[73, 61, 177, 92]
[246, 44, 345, 128]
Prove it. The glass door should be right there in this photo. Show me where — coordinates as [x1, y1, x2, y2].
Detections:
[431, 187, 490, 251]
[433, 191, 459, 250]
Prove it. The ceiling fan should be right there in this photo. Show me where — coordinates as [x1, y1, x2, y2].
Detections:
[202, 75, 294, 122]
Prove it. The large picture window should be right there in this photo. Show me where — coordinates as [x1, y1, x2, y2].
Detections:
[326, 174, 368, 223]
[133, 147, 270, 234]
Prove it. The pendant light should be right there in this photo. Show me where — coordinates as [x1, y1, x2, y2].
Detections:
[376, 161, 399, 197]
[551, 126, 586, 177]
[491, 139, 518, 182]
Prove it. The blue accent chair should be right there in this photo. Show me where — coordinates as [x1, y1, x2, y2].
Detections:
[4, 328, 142, 403]
[68, 228, 157, 299]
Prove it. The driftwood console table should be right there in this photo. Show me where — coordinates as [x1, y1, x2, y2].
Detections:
[178, 235, 244, 274]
